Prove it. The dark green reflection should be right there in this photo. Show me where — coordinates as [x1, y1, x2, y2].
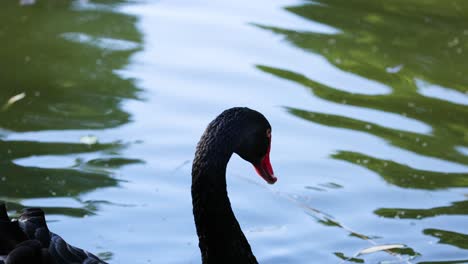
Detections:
[0, 0, 141, 131]
[258, 0, 468, 93]
[286, 107, 467, 166]
[254, 0, 468, 203]
[423, 229, 468, 250]
[375, 200, 468, 219]
[4, 199, 114, 218]
[255, 0, 468, 165]
[419, 260, 468, 264]
[258, 66, 468, 166]
[0, 0, 142, 218]
[0, 140, 116, 160]
[332, 150, 468, 190]
[0, 141, 142, 215]
[255, 1, 468, 260]
[334, 252, 364, 263]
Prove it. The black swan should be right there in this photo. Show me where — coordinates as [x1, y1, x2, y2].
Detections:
[0, 107, 276, 264]
[192, 107, 276, 263]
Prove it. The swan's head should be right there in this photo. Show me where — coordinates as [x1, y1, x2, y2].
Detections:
[233, 108, 277, 184]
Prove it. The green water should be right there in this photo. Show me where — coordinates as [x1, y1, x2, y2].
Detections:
[0, 0, 467, 263]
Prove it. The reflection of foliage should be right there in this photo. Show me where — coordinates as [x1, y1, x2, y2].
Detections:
[258, 65, 468, 165]
[260, 0, 468, 93]
[332, 151, 468, 189]
[255, 0, 468, 167]
[301, 197, 420, 261]
[255, 1, 468, 262]
[334, 252, 364, 263]
[0, 139, 142, 200]
[0, 140, 115, 160]
[424, 229, 468, 250]
[375, 200, 468, 219]
[418, 259, 468, 264]
[97, 251, 114, 262]
[0, 0, 142, 131]
[0, 0, 143, 220]
[85, 157, 143, 169]
[3, 200, 114, 218]
[286, 107, 467, 165]
[0, 140, 142, 215]
[0, 161, 118, 199]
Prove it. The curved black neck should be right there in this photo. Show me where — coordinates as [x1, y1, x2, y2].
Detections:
[191, 124, 258, 264]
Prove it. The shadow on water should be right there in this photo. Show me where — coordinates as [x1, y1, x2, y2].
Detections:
[0, 1, 143, 217]
[254, 0, 468, 261]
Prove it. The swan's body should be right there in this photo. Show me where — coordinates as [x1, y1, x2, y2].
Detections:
[0, 205, 105, 264]
[0, 107, 276, 264]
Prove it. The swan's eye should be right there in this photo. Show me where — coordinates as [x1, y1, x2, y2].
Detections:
[266, 129, 271, 139]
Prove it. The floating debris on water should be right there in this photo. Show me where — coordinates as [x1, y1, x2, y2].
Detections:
[386, 64, 404, 74]
[20, 0, 36, 6]
[358, 244, 406, 255]
[448, 37, 459, 47]
[80, 135, 99, 145]
[2, 92, 26, 111]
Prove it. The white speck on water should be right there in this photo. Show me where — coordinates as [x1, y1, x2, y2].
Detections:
[2, 92, 26, 111]
[61, 32, 140, 52]
[20, 0, 36, 6]
[448, 37, 459, 47]
[80, 135, 98, 145]
[386, 64, 403, 74]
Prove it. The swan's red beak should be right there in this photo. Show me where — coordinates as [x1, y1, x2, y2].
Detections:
[254, 152, 277, 184]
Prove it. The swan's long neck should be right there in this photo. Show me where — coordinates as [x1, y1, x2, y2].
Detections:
[191, 124, 258, 264]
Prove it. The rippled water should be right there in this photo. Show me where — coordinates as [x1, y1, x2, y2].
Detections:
[1, 0, 467, 263]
